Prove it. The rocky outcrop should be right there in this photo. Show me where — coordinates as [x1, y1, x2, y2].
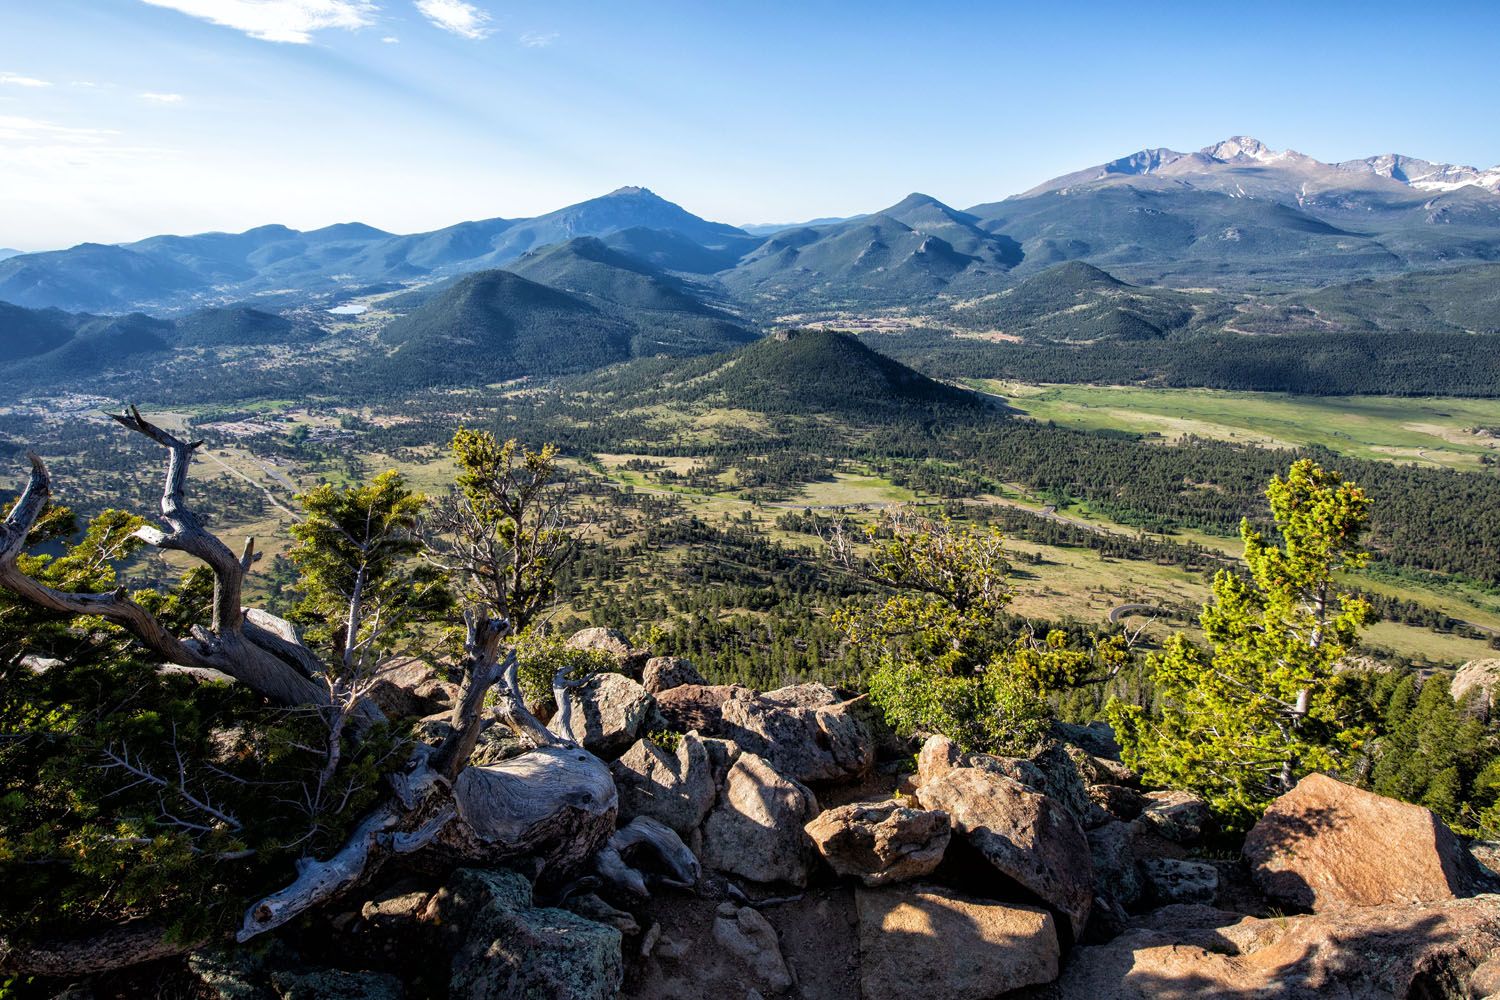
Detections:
[1135, 790, 1212, 844]
[856, 885, 1060, 1000]
[1054, 894, 1500, 1000]
[1242, 772, 1485, 911]
[719, 682, 874, 785]
[702, 752, 820, 886]
[438, 868, 622, 1000]
[548, 672, 655, 759]
[805, 800, 951, 886]
[609, 733, 716, 838]
[917, 766, 1094, 940]
[641, 657, 705, 694]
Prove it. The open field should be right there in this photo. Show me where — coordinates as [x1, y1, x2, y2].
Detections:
[970, 381, 1500, 471]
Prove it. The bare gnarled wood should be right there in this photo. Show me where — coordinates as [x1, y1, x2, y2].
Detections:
[594, 816, 699, 897]
[0, 921, 197, 976]
[4, 413, 630, 962]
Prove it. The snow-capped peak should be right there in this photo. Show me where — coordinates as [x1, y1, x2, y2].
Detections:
[1343, 153, 1500, 194]
[1201, 136, 1298, 164]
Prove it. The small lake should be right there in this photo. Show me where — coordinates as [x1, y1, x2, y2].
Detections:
[327, 303, 368, 316]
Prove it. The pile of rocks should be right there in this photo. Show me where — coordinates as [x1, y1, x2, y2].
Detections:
[183, 630, 1500, 1000]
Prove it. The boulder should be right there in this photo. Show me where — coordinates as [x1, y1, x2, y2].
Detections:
[702, 752, 820, 886]
[917, 766, 1093, 940]
[1454, 658, 1500, 718]
[804, 800, 950, 886]
[1054, 894, 1500, 1000]
[719, 683, 874, 785]
[1140, 857, 1219, 905]
[641, 656, 706, 694]
[1052, 720, 1123, 760]
[979, 741, 1110, 830]
[439, 868, 623, 1000]
[916, 734, 965, 788]
[856, 885, 1060, 1000]
[1088, 783, 1148, 822]
[548, 672, 655, 759]
[654, 684, 748, 734]
[1471, 839, 1500, 879]
[1136, 789, 1212, 844]
[1243, 773, 1486, 911]
[366, 657, 457, 719]
[565, 627, 635, 665]
[609, 733, 717, 838]
[1087, 820, 1144, 909]
[711, 902, 794, 992]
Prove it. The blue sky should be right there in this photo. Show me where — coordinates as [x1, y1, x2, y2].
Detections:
[2, 0, 1498, 249]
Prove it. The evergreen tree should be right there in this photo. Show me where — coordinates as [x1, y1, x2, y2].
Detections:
[1110, 459, 1374, 828]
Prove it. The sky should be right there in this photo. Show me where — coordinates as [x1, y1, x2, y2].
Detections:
[3, 0, 1500, 250]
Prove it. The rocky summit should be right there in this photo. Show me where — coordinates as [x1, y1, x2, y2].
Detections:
[162, 628, 1500, 1000]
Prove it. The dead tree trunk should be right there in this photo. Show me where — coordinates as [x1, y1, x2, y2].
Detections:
[1, 411, 634, 967]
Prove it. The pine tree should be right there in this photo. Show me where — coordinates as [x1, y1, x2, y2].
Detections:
[1110, 459, 1374, 828]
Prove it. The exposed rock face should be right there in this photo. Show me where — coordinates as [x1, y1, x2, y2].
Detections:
[547, 672, 655, 759]
[917, 766, 1094, 940]
[1140, 857, 1219, 906]
[1454, 658, 1500, 718]
[1054, 894, 1500, 1000]
[805, 800, 951, 886]
[711, 902, 794, 992]
[856, 885, 1060, 1000]
[366, 657, 456, 719]
[1243, 773, 1485, 911]
[439, 868, 623, 1000]
[609, 733, 716, 837]
[641, 656, 706, 695]
[702, 752, 820, 886]
[1136, 790, 1212, 844]
[653, 684, 747, 734]
[719, 682, 874, 785]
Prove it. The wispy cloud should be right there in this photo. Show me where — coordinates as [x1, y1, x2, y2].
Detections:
[381, 35, 400, 43]
[519, 31, 557, 48]
[0, 72, 52, 88]
[413, 0, 491, 39]
[138, 0, 379, 44]
[141, 92, 185, 103]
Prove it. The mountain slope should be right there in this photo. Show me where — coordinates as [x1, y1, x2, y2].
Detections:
[374, 270, 634, 386]
[575, 329, 980, 422]
[722, 194, 1020, 308]
[948, 261, 1223, 342]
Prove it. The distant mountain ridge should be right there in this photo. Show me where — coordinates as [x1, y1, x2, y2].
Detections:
[1023, 136, 1500, 197]
[0, 187, 757, 314]
[4, 136, 1500, 315]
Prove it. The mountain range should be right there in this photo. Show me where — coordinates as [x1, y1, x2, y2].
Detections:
[4, 137, 1499, 316]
